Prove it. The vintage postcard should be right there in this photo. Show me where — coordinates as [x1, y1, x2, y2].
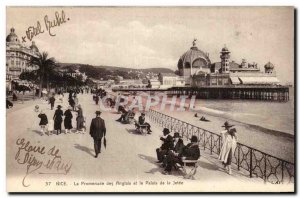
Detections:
[6, 6, 295, 192]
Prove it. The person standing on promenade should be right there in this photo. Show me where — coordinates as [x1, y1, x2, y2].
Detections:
[49, 94, 56, 110]
[218, 121, 237, 175]
[90, 111, 106, 158]
[95, 94, 99, 105]
[69, 96, 75, 111]
[74, 95, 79, 111]
[38, 110, 48, 135]
[76, 104, 85, 133]
[64, 106, 73, 133]
[53, 105, 63, 135]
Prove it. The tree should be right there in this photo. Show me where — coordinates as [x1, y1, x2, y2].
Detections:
[29, 52, 56, 97]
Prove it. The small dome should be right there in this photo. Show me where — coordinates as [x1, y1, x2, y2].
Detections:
[30, 41, 39, 52]
[221, 45, 230, 53]
[264, 62, 274, 69]
[6, 27, 19, 43]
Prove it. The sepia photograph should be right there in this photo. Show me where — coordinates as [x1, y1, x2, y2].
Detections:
[5, 6, 295, 192]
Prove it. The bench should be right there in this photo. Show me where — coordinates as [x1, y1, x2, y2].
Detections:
[134, 121, 148, 135]
[175, 159, 201, 180]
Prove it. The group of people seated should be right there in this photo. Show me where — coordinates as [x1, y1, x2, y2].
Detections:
[156, 128, 200, 175]
[115, 107, 152, 134]
[116, 106, 136, 124]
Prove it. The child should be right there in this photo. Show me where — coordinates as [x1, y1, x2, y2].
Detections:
[48, 119, 54, 135]
[38, 110, 48, 135]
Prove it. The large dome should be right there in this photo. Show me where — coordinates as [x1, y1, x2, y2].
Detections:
[177, 45, 211, 70]
[6, 28, 19, 43]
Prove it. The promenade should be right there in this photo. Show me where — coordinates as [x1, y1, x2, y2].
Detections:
[6, 93, 293, 192]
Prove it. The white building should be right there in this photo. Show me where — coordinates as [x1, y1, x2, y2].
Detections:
[6, 27, 39, 90]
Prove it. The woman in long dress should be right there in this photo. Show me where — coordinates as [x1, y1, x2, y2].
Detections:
[53, 105, 63, 135]
[76, 104, 85, 133]
[64, 106, 73, 133]
[218, 123, 237, 175]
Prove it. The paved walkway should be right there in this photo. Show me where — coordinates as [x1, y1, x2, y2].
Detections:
[6, 93, 293, 192]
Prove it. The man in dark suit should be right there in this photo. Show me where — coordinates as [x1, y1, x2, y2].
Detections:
[161, 132, 184, 167]
[163, 135, 200, 175]
[156, 128, 174, 163]
[90, 111, 106, 158]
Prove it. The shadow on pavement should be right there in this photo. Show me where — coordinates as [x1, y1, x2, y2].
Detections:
[74, 143, 94, 157]
[138, 154, 161, 174]
[126, 128, 140, 135]
[198, 160, 219, 171]
[32, 129, 44, 136]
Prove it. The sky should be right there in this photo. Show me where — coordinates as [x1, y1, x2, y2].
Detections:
[6, 7, 294, 83]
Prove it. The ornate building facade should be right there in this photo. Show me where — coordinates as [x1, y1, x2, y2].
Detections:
[6, 27, 39, 90]
[177, 40, 280, 87]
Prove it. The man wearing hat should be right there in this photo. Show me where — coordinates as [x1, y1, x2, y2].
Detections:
[53, 105, 63, 135]
[64, 106, 73, 133]
[161, 132, 184, 168]
[163, 135, 200, 175]
[156, 128, 174, 163]
[136, 112, 152, 134]
[49, 94, 56, 110]
[90, 111, 106, 158]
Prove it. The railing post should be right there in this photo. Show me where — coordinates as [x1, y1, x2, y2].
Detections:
[250, 149, 253, 178]
[203, 131, 206, 150]
[218, 136, 221, 155]
[264, 155, 267, 183]
[210, 135, 213, 155]
[238, 146, 240, 171]
[281, 161, 284, 184]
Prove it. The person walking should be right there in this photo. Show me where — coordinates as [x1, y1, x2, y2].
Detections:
[90, 111, 106, 158]
[218, 121, 237, 175]
[76, 104, 85, 133]
[53, 105, 63, 135]
[64, 106, 73, 133]
[69, 97, 75, 111]
[38, 110, 48, 135]
[74, 96, 79, 111]
[49, 94, 56, 110]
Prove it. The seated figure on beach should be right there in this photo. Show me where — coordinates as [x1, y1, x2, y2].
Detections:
[163, 135, 200, 175]
[135, 113, 152, 134]
[200, 116, 210, 122]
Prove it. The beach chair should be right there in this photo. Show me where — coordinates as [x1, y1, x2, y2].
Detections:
[175, 159, 201, 180]
[134, 120, 148, 135]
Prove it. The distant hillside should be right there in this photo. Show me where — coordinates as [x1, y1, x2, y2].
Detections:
[57, 63, 174, 80]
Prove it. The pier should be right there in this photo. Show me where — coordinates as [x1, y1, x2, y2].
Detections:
[112, 85, 290, 102]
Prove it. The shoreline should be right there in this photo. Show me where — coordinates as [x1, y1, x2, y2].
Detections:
[192, 107, 294, 140]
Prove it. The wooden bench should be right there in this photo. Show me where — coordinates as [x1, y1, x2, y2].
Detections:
[175, 159, 201, 180]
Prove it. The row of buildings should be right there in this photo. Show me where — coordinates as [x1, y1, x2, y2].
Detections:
[148, 40, 281, 89]
[6, 27, 88, 91]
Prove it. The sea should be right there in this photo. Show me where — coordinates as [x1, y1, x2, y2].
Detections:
[193, 87, 295, 137]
